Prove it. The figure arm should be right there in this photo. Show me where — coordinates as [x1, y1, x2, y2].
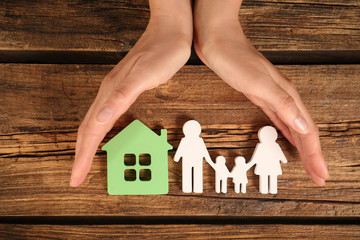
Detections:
[246, 161, 256, 170]
[173, 138, 184, 162]
[277, 144, 288, 164]
[246, 144, 260, 170]
[226, 167, 231, 175]
[201, 139, 216, 169]
[205, 154, 216, 170]
[246, 163, 253, 171]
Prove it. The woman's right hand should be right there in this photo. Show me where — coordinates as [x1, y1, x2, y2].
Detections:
[70, 0, 193, 187]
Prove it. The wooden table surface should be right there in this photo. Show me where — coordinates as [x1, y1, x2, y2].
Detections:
[0, 0, 359, 239]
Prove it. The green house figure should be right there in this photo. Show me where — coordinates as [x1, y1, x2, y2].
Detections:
[102, 120, 173, 195]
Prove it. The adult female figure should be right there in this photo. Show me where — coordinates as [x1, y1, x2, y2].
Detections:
[251, 126, 288, 194]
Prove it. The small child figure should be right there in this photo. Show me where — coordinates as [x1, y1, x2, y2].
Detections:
[208, 156, 231, 193]
[231, 156, 251, 193]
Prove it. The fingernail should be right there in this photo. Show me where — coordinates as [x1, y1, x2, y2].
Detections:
[318, 177, 325, 186]
[320, 162, 330, 180]
[96, 106, 113, 123]
[70, 175, 81, 187]
[294, 115, 309, 134]
[70, 177, 77, 187]
[70, 172, 78, 187]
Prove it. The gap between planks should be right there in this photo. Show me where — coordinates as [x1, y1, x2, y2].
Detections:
[0, 222, 360, 239]
[1, 50, 360, 65]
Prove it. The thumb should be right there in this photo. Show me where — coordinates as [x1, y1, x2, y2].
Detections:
[70, 79, 143, 187]
[264, 82, 309, 135]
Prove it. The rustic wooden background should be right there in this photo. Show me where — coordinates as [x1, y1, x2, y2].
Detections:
[0, 0, 359, 239]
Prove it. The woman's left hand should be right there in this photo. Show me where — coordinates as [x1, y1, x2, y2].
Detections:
[194, 0, 329, 185]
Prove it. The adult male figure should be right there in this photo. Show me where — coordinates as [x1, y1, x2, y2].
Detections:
[174, 120, 212, 193]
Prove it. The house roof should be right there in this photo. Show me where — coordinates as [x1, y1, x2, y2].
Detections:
[102, 120, 172, 151]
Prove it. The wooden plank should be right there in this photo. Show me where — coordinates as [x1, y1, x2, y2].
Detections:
[0, 224, 359, 239]
[0, 0, 359, 63]
[240, 0, 360, 51]
[0, 64, 359, 216]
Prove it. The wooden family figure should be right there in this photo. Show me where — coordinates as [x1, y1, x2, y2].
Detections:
[174, 120, 288, 194]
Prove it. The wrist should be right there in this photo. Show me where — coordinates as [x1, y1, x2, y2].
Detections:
[194, 0, 246, 50]
[149, 0, 192, 29]
[148, 0, 193, 44]
[194, 18, 247, 61]
[194, 0, 241, 28]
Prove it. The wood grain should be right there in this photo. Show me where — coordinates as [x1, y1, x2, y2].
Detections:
[0, 64, 359, 217]
[0, 0, 359, 64]
[1, 224, 359, 239]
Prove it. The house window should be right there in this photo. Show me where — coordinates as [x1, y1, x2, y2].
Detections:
[139, 169, 151, 181]
[124, 169, 136, 181]
[139, 153, 151, 166]
[124, 154, 136, 166]
[123, 153, 152, 181]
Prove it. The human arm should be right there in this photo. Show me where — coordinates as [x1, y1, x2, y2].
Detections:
[70, 0, 193, 187]
[193, 0, 329, 186]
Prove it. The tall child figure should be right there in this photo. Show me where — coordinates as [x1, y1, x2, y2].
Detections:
[174, 120, 213, 193]
[207, 156, 231, 194]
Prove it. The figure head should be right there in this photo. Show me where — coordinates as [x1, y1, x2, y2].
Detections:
[258, 126, 277, 142]
[235, 156, 246, 165]
[216, 156, 226, 164]
[183, 120, 202, 137]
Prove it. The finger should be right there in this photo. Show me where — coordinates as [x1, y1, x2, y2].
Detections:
[261, 80, 310, 135]
[271, 73, 330, 183]
[73, 52, 142, 159]
[289, 126, 329, 185]
[72, 128, 108, 186]
[298, 129, 329, 182]
[304, 162, 326, 186]
[70, 76, 143, 187]
[75, 102, 97, 158]
[271, 85, 330, 183]
[263, 97, 329, 184]
[282, 83, 330, 183]
[72, 100, 99, 187]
